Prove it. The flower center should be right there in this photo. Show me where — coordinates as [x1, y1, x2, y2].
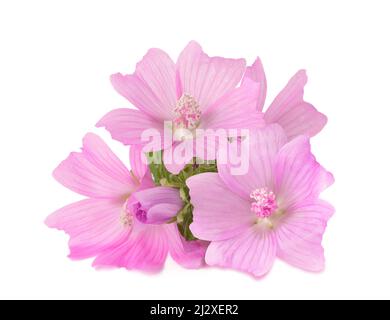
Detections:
[173, 94, 201, 130]
[133, 202, 147, 223]
[250, 187, 278, 218]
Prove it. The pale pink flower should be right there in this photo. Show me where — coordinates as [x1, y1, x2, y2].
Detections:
[97, 41, 264, 173]
[129, 186, 208, 268]
[243, 58, 327, 140]
[187, 125, 334, 277]
[45, 133, 206, 271]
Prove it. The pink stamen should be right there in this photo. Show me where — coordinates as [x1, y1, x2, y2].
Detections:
[173, 94, 201, 130]
[250, 187, 278, 218]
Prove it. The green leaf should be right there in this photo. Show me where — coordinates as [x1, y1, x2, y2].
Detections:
[177, 203, 197, 241]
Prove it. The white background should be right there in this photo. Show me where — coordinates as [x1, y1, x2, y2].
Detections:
[1, 0, 389, 299]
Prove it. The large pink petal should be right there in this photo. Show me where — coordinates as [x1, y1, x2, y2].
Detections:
[163, 160, 187, 175]
[275, 200, 334, 272]
[187, 173, 254, 241]
[134, 170, 155, 192]
[96, 108, 164, 149]
[274, 136, 334, 209]
[269, 102, 327, 140]
[53, 133, 137, 199]
[242, 57, 267, 111]
[163, 140, 194, 174]
[93, 224, 169, 272]
[165, 224, 207, 269]
[111, 74, 171, 121]
[134, 48, 177, 116]
[45, 198, 128, 259]
[176, 41, 246, 109]
[206, 226, 277, 277]
[129, 144, 148, 180]
[217, 124, 287, 199]
[265, 70, 307, 119]
[264, 70, 327, 139]
[200, 81, 265, 130]
[192, 133, 218, 161]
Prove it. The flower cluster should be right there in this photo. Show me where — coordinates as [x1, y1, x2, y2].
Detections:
[46, 41, 334, 277]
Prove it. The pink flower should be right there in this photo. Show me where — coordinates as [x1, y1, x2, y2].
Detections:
[97, 41, 264, 173]
[130, 186, 208, 268]
[132, 186, 183, 225]
[243, 58, 327, 140]
[187, 125, 334, 277]
[45, 133, 206, 271]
